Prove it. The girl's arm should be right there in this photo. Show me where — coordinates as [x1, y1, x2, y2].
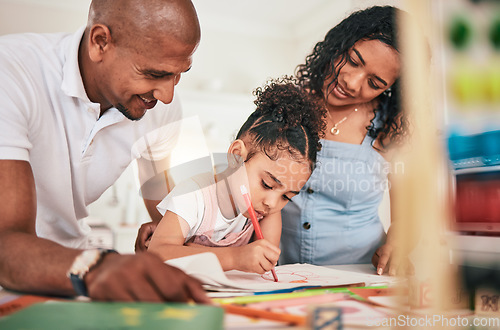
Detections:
[148, 211, 280, 273]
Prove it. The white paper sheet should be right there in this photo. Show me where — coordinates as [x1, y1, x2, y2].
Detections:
[165, 252, 397, 292]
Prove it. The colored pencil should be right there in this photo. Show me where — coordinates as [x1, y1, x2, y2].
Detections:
[213, 287, 350, 305]
[212, 284, 383, 305]
[247, 292, 346, 310]
[222, 304, 306, 326]
[240, 185, 279, 282]
[253, 282, 366, 295]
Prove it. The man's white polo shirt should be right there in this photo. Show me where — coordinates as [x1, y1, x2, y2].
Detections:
[0, 27, 182, 248]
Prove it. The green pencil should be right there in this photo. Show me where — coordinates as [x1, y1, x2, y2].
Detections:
[212, 285, 386, 305]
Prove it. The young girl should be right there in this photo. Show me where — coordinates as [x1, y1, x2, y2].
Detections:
[148, 77, 326, 274]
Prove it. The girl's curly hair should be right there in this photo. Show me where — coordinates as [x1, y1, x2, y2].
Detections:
[236, 76, 327, 171]
[296, 6, 408, 149]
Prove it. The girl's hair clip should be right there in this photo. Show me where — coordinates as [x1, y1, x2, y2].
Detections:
[272, 110, 284, 123]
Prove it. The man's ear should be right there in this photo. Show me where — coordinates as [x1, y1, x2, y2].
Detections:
[88, 24, 113, 62]
[227, 139, 248, 166]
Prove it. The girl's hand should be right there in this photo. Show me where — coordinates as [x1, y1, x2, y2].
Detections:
[134, 221, 158, 252]
[232, 239, 280, 274]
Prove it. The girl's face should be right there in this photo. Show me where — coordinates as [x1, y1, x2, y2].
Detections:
[237, 152, 311, 220]
[323, 39, 400, 108]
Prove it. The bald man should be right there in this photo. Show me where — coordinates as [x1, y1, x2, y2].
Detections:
[0, 0, 209, 303]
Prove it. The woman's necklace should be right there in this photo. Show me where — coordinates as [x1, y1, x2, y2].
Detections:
[327, 108, 358, 135]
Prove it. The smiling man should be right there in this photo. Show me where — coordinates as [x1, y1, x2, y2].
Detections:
[0, 0, 209, 303]
[81, 0, 198, 120]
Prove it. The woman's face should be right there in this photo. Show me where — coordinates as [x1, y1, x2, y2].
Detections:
[323, 39, 400, 108]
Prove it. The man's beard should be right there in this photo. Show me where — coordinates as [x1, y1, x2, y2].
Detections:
[116, 103, 144, 121]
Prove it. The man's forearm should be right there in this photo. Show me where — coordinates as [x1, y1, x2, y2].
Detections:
[0, 231, 80, 296]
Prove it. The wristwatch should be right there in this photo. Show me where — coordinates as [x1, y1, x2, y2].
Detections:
[66, 248, 117, 297]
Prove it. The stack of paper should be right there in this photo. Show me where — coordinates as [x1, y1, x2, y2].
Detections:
[165, 253, 398, 293]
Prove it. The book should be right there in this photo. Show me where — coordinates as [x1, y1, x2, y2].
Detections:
[0, 301, 224, 330]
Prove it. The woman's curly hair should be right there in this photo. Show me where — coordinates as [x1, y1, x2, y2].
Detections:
[236, 76, 327, 171]
[296, 6, 408, 149]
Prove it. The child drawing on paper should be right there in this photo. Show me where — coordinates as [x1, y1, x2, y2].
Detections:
[148, 77, 326, 274]
[260, 270, 337, 283]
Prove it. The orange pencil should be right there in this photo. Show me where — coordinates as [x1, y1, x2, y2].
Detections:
[240, 185, 279, 282]
[223, 304, 306, 326]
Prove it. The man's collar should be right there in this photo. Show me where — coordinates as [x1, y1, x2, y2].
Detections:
[61, 26, 97, 107]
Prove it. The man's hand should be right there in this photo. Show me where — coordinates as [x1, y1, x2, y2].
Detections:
[85, 252, 210, 303]
[135, 222, 158, 252]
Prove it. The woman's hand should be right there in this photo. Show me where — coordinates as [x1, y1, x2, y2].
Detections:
[372, 243, 414, 276]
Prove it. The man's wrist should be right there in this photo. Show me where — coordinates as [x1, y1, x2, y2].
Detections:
[66, 248, 118, 297]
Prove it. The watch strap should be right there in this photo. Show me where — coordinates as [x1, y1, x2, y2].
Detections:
[69, 272, 89, 297]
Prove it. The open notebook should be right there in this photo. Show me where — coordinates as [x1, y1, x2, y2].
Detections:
[165, 253, 398, 293]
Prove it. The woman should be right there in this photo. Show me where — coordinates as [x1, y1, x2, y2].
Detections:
[280, 6, 409, 275]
